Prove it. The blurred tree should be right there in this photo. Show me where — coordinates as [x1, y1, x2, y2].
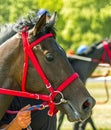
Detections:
[1, 0, 111, 51]
[0, 0, 39, 23]
[59, 0, 111, 51]
[0, 0, 11, 23]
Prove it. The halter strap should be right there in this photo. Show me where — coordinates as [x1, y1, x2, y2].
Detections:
[21, 31, 53, 92]
[22, 31, 79, 115]
[101, 41, 111, 63]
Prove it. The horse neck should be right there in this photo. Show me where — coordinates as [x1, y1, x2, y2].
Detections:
[0, 34, 23, 89]
[70, 48, 103, 83]
[0, 34, 23, 119]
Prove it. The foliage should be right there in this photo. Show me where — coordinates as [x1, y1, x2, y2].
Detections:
[0, 0, 39, 23]
[59, 0, 111, 51]
[1, 0, 111, 52]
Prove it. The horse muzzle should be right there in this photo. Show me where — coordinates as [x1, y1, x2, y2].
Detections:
[61, 96, 96, 122]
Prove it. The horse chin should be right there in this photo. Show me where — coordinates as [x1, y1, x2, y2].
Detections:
[62, 103, 80, 122]
[62, 103, 90, 122]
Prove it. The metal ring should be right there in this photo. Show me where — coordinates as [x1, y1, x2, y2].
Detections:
[50, 91, 67, 105]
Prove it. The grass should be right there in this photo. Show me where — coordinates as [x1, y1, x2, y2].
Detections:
[57, 80, 111, 130]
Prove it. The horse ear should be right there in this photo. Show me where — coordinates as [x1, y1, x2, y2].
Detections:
[47, 12, 57, 27]
[33, 13, 46, 36]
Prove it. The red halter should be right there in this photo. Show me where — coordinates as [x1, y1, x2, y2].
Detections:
[101, 41, 111, 64]
[0, 30, 79, 116]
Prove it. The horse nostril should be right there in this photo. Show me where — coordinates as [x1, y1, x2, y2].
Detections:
[82, 99, 90, 112]
[81, 97, 96, 114]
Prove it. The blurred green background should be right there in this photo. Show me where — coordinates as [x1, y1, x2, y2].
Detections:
[1, 1, 111, 129]
[1, 0, 111, 52]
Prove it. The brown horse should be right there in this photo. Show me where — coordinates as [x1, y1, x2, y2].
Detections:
[0, 12, 95, 121]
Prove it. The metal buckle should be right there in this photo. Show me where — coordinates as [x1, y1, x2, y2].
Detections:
[46, 83, 51, 88]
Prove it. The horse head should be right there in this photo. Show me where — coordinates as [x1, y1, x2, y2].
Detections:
[96, 39, 111, 64]
[68, 39, 111, 83]
[79, 39, 111, 65]
[0, 12, 95, 121]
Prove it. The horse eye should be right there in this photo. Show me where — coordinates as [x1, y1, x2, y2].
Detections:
[45, 53, 54, 61]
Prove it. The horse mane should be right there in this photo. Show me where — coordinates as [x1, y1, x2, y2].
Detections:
[13, 12, 56, 37]
[0, 12, 56, 44]
[0, 24, 15, 44]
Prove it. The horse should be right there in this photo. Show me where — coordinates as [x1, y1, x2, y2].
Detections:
[0, 12, 95, 122]
[57, 39, 111, 130]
